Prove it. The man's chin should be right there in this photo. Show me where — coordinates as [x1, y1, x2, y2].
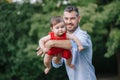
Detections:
[67, 28, 73, 31]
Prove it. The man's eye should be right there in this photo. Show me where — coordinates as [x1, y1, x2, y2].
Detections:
[71, 17, 76, 20]
[64, 18, 68, 20]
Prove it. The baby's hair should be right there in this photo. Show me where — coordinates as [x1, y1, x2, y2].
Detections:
[50, 16, 64, 28]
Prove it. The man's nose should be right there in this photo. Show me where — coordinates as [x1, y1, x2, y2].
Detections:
[66, 19, 72, 23]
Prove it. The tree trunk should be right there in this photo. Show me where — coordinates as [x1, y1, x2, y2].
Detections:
[116, 52, 120, 78]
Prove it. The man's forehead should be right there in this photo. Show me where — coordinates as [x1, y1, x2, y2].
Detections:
[63, 11, 77, 17]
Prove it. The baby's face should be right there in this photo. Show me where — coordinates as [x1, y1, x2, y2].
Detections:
[52, 22, 66, 36]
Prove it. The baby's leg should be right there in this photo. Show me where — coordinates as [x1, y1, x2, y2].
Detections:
[66, 57, 74, 68]
[44, 54, 53, 74]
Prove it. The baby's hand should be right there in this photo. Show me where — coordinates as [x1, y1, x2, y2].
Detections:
[78, 46, 84, 51]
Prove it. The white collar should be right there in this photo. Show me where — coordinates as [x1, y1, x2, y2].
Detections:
[73, 26, 81, 35]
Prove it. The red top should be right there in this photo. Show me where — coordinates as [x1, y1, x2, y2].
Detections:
[47, 32, 71, 59]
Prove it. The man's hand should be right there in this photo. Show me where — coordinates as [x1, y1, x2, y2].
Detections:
[44, 40, 54, 49]
[36, 46, 49, 57]
[36, 46, 43, 56]
[36, 40, 53, 56]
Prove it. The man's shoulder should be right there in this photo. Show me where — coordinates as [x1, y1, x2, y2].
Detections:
[76, 27, 87, 34]
[78, 29, 88, 36]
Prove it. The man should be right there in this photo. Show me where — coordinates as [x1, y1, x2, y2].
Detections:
[37, 6, 96, 80]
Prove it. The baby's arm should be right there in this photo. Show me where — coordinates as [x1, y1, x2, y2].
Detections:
[39, 35, 50, 53]
[67, 33, 84, 51]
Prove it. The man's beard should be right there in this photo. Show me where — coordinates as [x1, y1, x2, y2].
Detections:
[67, 26, 78, 33]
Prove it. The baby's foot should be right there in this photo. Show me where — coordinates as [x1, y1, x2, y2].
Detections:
[44, 68, 50, 74]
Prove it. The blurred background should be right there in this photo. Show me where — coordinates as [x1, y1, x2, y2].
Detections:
[0, 0, 120, 80]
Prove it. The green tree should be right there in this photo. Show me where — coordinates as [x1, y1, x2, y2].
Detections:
[104, 1, 120, 77]
[0, 2, 43, 80]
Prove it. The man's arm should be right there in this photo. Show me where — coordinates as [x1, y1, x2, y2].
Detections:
[37, 39, 72, 56]
[45, 40, 72, 50]
[67, 33, 84, 51]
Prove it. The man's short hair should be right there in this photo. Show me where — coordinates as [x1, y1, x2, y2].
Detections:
[64, 6, 79, 16]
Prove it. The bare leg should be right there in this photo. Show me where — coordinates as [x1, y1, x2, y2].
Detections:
[44, 54, 53, 74]
[66, 57, 74, 68]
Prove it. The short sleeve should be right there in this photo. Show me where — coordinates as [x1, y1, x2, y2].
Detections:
[52, 58, 64, 68]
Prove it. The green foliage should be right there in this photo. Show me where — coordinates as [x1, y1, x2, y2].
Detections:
[0, 2, 43, 80]
[103, 1, 120, 57]
[105, 29, 120, 58]
[29, 13, 50, 39]
[70, 0, 97, 6]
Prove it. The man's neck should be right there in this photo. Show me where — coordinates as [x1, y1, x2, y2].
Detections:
[67, 31, 72, 34]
